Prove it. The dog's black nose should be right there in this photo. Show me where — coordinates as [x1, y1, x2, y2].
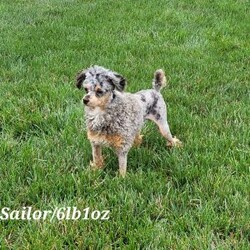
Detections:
[83, 98, 89, 105]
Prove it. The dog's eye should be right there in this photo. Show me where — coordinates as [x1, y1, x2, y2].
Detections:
[84, 88, 89, 93]
[96, 89, 104, 96]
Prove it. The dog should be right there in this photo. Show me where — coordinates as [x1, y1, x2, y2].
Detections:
[76, 65, 182, 176]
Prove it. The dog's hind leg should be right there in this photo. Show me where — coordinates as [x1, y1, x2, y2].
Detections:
[147, 112, 182, 147]
[157, 120, 182, 147]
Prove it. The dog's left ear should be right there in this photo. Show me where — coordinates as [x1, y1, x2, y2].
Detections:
[76, 69, 87, 89]
[108, 73, 127, 92]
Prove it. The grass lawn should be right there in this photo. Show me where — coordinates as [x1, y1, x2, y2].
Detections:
[0, 0, 249, 248]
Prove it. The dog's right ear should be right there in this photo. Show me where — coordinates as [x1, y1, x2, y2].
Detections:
[76, 70, 87, 89]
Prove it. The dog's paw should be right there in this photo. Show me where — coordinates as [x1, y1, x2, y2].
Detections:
[89, 160, 104, 169]
[167, 137, 183, 148]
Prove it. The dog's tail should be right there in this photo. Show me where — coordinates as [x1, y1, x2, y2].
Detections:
[152, 69, 167, 92]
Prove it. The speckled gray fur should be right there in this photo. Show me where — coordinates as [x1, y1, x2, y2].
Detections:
[76, 65, 182, 176]
[86, 92, 144, 151]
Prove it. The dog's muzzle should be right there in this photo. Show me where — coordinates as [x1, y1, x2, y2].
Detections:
[83, 96, 90, 105]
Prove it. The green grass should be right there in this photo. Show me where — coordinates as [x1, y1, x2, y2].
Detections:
[0, 0, 249, 248]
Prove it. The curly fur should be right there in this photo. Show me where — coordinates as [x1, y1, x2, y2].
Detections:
[76, 65, 182, 176]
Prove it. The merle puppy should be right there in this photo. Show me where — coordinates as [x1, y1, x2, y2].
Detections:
[76, 65, 182, 176]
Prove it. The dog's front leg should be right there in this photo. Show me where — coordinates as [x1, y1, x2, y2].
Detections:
[90, 143, 104, 169]
[117, 151, 128, 177]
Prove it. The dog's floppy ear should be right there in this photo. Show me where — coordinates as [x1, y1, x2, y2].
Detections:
[107, 73, 127, 92]
[76, 69, 87, 89]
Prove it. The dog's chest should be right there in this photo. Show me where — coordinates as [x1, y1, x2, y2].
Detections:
[87, 109, 105, 130]
[86, 108, 114, 132]
[85, 108, 123, 148]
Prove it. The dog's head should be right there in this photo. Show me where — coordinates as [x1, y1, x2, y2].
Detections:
[76, 65, 126, 108]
